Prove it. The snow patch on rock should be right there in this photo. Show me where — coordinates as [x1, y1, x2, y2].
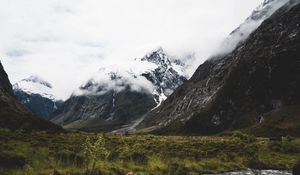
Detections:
[13, 76, 61, 101]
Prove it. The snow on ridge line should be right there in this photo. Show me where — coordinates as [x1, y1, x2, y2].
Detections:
[13, 77, 62, 101]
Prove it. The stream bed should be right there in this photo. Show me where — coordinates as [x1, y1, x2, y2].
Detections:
[204, 169, 291, 175]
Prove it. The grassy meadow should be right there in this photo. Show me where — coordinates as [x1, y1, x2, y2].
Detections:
[0, 128, 299, 175]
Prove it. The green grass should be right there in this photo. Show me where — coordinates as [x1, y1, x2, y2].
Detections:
[0, 128, 299, 174]
[243, 105, 300, 137]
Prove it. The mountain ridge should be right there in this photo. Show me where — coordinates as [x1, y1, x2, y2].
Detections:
[50, 48, 189, 132]
[137, 0, 300, 137]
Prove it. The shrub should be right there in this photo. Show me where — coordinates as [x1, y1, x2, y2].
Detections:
[131, 152, 148, 165]
[268, 141, 282, 152]
[281, 139, 300, 154]
[167, 162, 188, 175]
[232, 131, 256, 143]
[82, 134, 110, 174]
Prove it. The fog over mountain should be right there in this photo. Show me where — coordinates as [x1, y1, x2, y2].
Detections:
[0, 0, 262, 100]
[213, 0, 289, 56]
[73, 47, 189, 98]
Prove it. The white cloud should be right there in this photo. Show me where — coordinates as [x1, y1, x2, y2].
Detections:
[212, 0, 289, 57]
[0, 0, 263, 100]
[73, 62, 157, 96]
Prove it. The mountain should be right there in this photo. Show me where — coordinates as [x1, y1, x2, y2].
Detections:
[13, 76, 63, 119]
[0, 61, 62, 131]
[138, 0, 300, 137]
[51, 48, 188, 132]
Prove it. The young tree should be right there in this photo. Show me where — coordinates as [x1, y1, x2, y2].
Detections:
[82, 134, 110, 174]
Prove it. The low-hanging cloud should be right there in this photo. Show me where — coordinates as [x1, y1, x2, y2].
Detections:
[73, 62, 157, 96]
[212, 0, 289, 57]
[0, 0, 264, 100]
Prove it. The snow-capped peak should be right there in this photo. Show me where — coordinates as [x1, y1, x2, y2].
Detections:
[137, 47, 187, 77]
[75, 48, 188, 106]
[13, 76, 61, 101]
[140, 47, 171, 66]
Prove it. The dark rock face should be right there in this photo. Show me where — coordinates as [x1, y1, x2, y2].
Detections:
[51, 48, 187, 132]
[51, 88, 156, 131]
[0, 61, 62, 131]
[14, 90, 63, 119]
[141, 48, 187, 100]
[13, 76, 63, 119]
[0, 61, 13, 95]
[139, 2, 300, 136]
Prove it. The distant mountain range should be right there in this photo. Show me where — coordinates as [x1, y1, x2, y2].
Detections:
[50, 48, 190, 132]
[13, 76, 63, 119]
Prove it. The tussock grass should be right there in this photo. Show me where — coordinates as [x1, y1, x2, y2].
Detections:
[0, 129, 299, 174]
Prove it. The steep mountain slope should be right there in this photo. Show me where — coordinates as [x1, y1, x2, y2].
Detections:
[0, 61, 62, 131]
[138, 0, 300, 137]
[51, 48, 188, 131]
[13, 76, 63, 119]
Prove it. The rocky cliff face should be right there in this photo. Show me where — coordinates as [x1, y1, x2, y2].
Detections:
[13, 76, 63, 119]
[0, 61, 62, 131]
[51, 48, 189, 132]
[140, 48, 187, 105]
[138, 1, 300, 137]
[0, 62, 14, 95]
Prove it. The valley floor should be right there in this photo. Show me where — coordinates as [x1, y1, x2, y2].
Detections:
[0, 128, 299, 175]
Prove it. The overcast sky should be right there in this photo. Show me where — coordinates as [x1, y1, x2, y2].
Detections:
[0, 0, 263, 99]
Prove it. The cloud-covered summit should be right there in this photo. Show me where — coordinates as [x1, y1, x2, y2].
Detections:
[73, 47, 188, 106]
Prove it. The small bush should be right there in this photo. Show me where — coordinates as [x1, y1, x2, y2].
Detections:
[268, 141, 282, 152]
[232, 131, 256, 143]
[131, 152, 148, 164]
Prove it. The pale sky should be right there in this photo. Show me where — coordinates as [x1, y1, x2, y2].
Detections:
[0, 0, 263, 99]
